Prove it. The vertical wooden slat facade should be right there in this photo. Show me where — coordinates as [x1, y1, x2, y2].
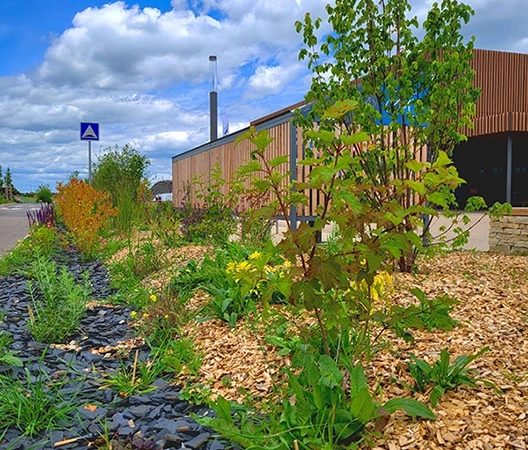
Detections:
[467, 49, 528, 136]
[172, 49, 528, 213]
[172, 115, 294, 209]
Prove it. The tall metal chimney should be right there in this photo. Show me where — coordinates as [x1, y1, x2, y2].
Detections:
[209, 55, 218, 141]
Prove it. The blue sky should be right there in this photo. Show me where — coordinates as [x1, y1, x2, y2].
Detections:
[0, 0, 527, 193]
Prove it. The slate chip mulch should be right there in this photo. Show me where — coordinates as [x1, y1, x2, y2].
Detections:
[0, 250, 223, 450]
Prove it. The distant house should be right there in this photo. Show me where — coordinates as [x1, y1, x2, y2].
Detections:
[172, 49, 528, 217]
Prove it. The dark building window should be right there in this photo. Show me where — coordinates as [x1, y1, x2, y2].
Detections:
[453, 134, 507, 208]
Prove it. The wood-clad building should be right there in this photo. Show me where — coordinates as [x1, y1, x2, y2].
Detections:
[454, 49, 528, 207]
[172, 49, 528, 215]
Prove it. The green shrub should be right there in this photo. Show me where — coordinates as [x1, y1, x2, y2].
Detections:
[34, 184, 53, 204]
[200, 360, 434, 449]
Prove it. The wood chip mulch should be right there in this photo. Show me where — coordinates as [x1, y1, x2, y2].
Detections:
[132, 241, 528, 449]
[368, 252, 528, 449]
[173, 251, 528, 450]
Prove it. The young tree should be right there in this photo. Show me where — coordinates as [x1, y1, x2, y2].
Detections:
[295, 0, 481, 271]
[0, 165, 3, 187]
[92, 143, 150, 206]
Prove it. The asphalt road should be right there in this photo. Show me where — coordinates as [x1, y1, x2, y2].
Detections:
[0, 203, 39, 256]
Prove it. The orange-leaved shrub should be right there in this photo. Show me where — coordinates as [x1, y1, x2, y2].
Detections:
[55, 178, 117, 257]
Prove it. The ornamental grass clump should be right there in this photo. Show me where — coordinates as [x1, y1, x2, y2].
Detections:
[0, 368, 80, 437]
[26, 252, 91, 343]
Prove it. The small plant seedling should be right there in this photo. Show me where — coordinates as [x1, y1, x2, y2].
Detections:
[407, 346, 490, 407]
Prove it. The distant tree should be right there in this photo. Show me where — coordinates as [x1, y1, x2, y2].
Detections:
[35, 184, 54, 204]
[0, 165, 3, 188]
[92, 144, 150, 206]
[4, 167, 12, 188]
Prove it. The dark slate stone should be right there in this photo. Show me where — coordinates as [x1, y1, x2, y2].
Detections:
[208, 439, 226, 450]
[146, 404, 163, 420]
[110, 412, 132, 428]
[117, 426, 136, 436]
[152, 378, 170, 388]
[129, 394, 154, 406]
[185, 432, 212, 449]
[0, 252, 222, 450]
[164, 433, 183, 447]
[155, 418, 178, 434]
[129, 404, 152, 418]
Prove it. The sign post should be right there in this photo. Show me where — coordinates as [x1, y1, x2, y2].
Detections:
[80, 122, 100, 185]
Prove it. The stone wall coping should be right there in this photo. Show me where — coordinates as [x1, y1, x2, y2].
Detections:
[510, 208, 528, 216]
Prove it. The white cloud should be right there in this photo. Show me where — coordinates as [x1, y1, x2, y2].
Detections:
[36, 0, 325, 91]
[0, 0, 527, 192]
[247, 64, 302, 98]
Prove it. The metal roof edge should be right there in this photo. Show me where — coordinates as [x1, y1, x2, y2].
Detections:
[172, 126, 249, 162]
[172, 104, 305, 162]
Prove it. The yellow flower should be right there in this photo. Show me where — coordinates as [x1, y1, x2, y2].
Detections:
[350, 271, 393, 303]
[227, 260, 259, 276]
[248, 251, 262, 260]
[226, 261, 237, 274]
[150, 294, 157, 302]
[130, 311, 137, 319]
[282, 260, 292, 269]
[236, 260, 256, 273]
[164, 314, 169, 319]
[264, 265, 277, 274]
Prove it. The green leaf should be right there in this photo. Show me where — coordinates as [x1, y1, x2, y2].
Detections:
[432, 151, 452, 168]
[269, 170, 286, 186]
[309, 165, 336, 184]
[404, 180, 427, 196]
[240, 160, 263, 173]
[429, 385, 445, 407]
[269, 155, 289, 168]
[383, 398, 436, 420]
[322, 99, 359, 119]
[426, 192, 449, 208]
[253, 130, 275, 150]
[465, 196, 487, 211]
[318, 354, 344, 388]
[335, 190, 362, 214]
[280, 398, 298, 428]
[253, 179, 272, 192]
[341, 131, 370, 146]
[349, 388, 376, 424]
[0, 352, 23, 367]
[215, 396, 233, 424]
[411, 287, 428, 303]
[406, 160, 425, 173]
[349, 366, 368, 397]
[333, 409, 364, 440]
[195, 417, 255, 448]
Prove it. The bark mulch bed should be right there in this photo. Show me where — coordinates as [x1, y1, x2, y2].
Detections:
[160, 250, 527, 450]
